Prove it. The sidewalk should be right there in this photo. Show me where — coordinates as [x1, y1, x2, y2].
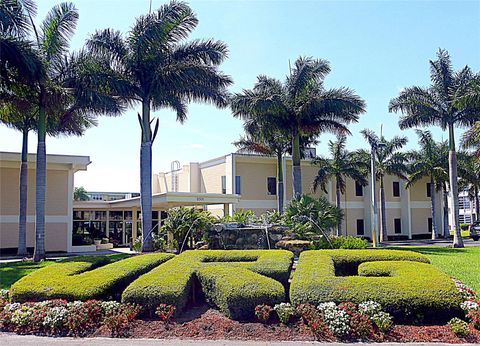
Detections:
[0, 334, 477, 346]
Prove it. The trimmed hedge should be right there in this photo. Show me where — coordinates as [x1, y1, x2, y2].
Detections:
[11, 253, 174, 302]
[122, 250, 293, 318]
[197, 266, 285, 320]
[290, 249, 462, 322]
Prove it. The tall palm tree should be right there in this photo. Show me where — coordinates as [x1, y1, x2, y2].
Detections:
[0, 84, 96, 256]
[360, 129, 408, 242]
[406, 130, 449, 240]
[85, 1, 232, 251]
[312, 134, 368, 236]
[389, 49, 480, 248]
[458, 152, 480, 222]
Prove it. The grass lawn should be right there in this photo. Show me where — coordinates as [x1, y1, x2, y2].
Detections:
[391, 246, 480, 292]
[0, 253, 130, 290]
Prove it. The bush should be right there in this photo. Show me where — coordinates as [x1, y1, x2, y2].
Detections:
[122, 250, 293, 318]
[255, 304, 273, 323]
[448, 317, 470, 337]
[10, 253, 174, 302]
[156, 304, 176, 323]
[274, 303, 295, 324]
[313, 236, 368, 249]
[290, 249, 462, 322]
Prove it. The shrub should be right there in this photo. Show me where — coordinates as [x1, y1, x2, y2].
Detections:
[314, 236, 368, 249]
[122, 250, 293, 319]
[448, 317, 470, 337]
[255, 304, 273, 323]
[317, 302, 351, 337]
[103, 303, 141, 337]
[290, 249, 462, 322]
[370, 311, 393, 332]
[10, 253, 174, 302]
[296, 303, 320, 324]
[467, 309, 480, 330]
[155, 304, 176, 323]
[274, 303, 295, 324]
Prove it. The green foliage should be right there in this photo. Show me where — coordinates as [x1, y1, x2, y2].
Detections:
[218, 209, 257, 224]
[198, 266, 285, 320]
[258, 210, 283, 224]
[122, 250, 293, 318]
[283, 194, 342, 240]
[73, 187, 89, 201]
[274, 302, 296, 324]
[10, 253, 173, 302]
[133, 232, 166, 253]
[160, 207, 215, 251]
[448, 317, 470, 337]
[290, 249, 462, 322]
[0, 260, 55, 290]
[460, 223, 470, 231]
[313, 236, 368, 249]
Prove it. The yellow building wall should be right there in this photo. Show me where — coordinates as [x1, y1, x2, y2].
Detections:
[200, 163, 226, 194]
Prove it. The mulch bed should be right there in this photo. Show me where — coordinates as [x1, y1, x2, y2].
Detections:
[91, 304, 480, 343]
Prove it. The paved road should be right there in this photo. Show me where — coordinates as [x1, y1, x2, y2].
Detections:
[382, 238, 480, 247]
[0, 334, 477, 346]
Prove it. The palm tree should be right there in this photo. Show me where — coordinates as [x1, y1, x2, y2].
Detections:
[360, 129, 408, 242]
[462, 122, 480, 157]
[389, 49, 480, 248]
[311, 134, 368, 236]
[406, 130, 449, 239]
[458, 152, 480, 222]
[85, 1, 232, 252]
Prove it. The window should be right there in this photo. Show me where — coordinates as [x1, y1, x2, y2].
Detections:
[428, 218, 433, 233]
[267, 177, 277, 195]
[427, 183, 432, 198]
[235, 176, 241, 194]
[221, 176, 226, 194]
[394, 218, 402, 234]
[356, 219, 365, 235]
[393, 182, 400, 197]
[355, 181, 363, 196]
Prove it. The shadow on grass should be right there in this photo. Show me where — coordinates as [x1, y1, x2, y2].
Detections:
[387, 246, 467, 256]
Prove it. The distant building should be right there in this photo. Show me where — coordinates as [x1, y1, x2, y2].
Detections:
[86, 191, 140, 201]
[458, 190, 479, 224]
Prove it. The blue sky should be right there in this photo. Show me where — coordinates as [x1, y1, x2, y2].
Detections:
[1, 0, 479, 192]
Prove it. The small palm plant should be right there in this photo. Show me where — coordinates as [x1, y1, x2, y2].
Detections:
[406, 130, 448, 239]
[389, 49, 480, 247]
[360, 130, 408, 242]
[85, 0, 232, 252]
[312, 134, 368, 236]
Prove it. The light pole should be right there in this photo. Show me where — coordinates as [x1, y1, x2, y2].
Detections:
[370, 142, 385, 247]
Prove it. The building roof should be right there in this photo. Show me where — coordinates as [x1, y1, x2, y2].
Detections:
[73, 191, 240, 210]
[0, 151, 90, 172]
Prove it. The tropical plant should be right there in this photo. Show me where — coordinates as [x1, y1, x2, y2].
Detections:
[73, 187, 89, 201]
[160, 207, 215, 252]
[85, 0, 232, 252]
[389, 49, 480, 247]
[232, 58, 365, 198]
[360, 130, 408, 242]
[458, 152, 480, 222]
[312, 134, 368, 235]
[283, 194, 342, 241]
[462, 122, 480, 157]
[406, 130, 449, 239]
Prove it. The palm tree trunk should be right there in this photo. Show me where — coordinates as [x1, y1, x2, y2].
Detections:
[33, 101, 46, 262]
[336, 179, 341, 236]
[276, 151, 284, 214]
[448, 124, 464, 248]
[379, 176, 387, 242]
[292, 130, 302, 198]
[443, 184, 449, 238]
[475, 186, 480, 222]
[430, 176, 437, 240]
[140, 100, 153, 252]
[17, 129, 29, 256]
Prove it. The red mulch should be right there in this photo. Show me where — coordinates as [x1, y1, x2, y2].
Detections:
[91, 305, 480, 343]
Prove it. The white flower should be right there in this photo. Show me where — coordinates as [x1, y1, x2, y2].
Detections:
[460, 300, 479, 312]
[358, 300, 382, 316]
[317, 301, 351, 336]
[43, 306, 68, 329]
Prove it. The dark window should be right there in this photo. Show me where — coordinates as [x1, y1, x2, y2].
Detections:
[393, 182, 400, 197]
[355, 181, 363, 196]
[267, 177, 277, 195]
[394, 218, 402, 234]
[152, 211, 159, 220]
[356, 219, 365, 235]
[427, 183, 432, 197]
[428, 218, 433, 233]
[235, 176, 241, 195]
[221, 176, 226, 194]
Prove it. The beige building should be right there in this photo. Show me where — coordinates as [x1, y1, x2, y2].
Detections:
[0, 152, 90, 253]
[155, 153, 444, 239]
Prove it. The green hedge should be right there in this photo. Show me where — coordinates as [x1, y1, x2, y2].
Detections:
[122, 250, 293, 318]
[290, 249, 462, 322]
[197, 266, 285, 320]
[11, 253, 174, 302]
